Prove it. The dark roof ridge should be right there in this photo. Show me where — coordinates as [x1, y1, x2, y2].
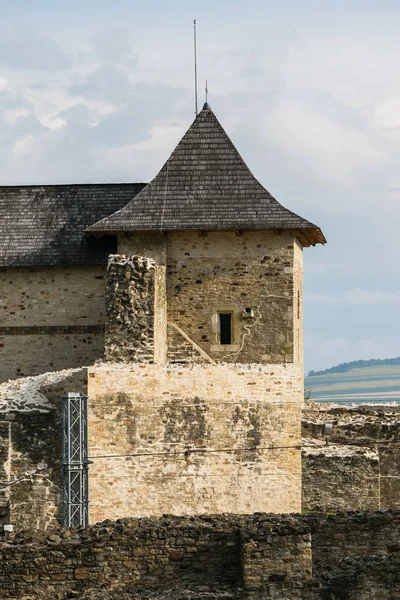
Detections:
[0, 182, 147, 189]
[86, 104, 326, 246]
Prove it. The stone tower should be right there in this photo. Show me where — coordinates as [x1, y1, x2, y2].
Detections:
[86, 103, 325, 522]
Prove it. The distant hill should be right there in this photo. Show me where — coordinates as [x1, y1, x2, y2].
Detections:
[308, 357, 400, 377]
[304, 364, 400, 404]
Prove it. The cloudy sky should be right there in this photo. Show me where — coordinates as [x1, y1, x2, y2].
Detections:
[1, 0, 400, 372]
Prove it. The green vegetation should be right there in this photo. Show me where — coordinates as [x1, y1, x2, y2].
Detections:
[308, 357, 400, 377]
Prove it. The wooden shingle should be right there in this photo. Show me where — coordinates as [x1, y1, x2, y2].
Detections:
[87, 104, 325, 246]
[0, 183, 145, 267]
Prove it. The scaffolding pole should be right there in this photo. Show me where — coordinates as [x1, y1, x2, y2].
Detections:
[62, 392, 89, 527]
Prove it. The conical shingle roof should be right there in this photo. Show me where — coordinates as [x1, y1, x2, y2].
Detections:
[87, 103, 325, 246]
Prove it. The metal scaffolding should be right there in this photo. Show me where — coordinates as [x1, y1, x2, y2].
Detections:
[62, 392, 89, 527]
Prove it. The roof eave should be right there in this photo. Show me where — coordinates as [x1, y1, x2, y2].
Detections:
[85, 225, 327, 245]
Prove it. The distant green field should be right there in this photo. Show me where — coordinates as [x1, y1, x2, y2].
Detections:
[304, 365, 400, 404]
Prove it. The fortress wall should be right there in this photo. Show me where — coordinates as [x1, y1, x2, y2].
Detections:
[302, 404, 400, 510]
[302, 444, 380, 512]
[0, 266, 106, 382]
[87, 363, 303, 522]
[0, 512, 398, 599]
[0, 368, 88, 530]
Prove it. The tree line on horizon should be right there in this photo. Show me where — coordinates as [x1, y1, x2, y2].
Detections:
[308, 357, 400, 377]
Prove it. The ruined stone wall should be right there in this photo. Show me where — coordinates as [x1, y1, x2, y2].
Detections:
[303, 403, 400, 510]
[119, 230, 297, 364]
[320, 552, 400, 600]
[88, 363, 303, 522]
[0, 368, 88, 530]
[242, 517, 313, 599]
[0, 424, 9, 525]
[0, 511, 398, 599]
[302, 444, 380, 512]
[105, 255, 155, 362]
[118, 232, 167, 363]
[306, 510, 400, 578]
[0, 266, 106, 382]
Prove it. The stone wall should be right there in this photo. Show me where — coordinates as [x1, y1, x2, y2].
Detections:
[293, 239, 303, 367]
[105, 255, 155, 362]
[88, 363, 303, 521]
[0, 266, 107, 382]
[0, 511, 398, 599]
[302, 443, 380, 512]
[0, 368, 88, 530]
[241, 517, 313, 599]
[307, 510, 400, 578]
[302, 403, 400, 510]
[119, 230, 300, 365]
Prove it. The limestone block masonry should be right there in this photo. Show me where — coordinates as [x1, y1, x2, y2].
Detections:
[0, 266, 107, 382]
[88, 363, 303, 521]
[119, 230, 301, 365]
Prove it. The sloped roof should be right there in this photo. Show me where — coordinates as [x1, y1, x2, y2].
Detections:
[0, 183, 145, 267]
[87, 103, 325, 246]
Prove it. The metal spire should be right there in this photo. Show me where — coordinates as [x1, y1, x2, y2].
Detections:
[194, 19, 198, 116]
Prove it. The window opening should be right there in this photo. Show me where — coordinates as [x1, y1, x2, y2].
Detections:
[219, 313, 232, 345]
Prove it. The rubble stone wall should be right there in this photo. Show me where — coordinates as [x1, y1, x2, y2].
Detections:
[0, 266, 106, 382]
[0, 368, 88, 530]
[306, 510, 400, 578]
[302, 444, 380, 512]
[105, 255, 155, 362]
[302, 403, 400, 510]
[0, 511, 398, 599]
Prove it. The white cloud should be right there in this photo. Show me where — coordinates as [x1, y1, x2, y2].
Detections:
[0, 76, 8, 91]
[11, 134, 37, 158]
[0, 31, 73, 71]
[90, 29, 138, 66]
[305, 334, 400, 373]
[306, 287, 400, 306]
[69, 65, 133, 103]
